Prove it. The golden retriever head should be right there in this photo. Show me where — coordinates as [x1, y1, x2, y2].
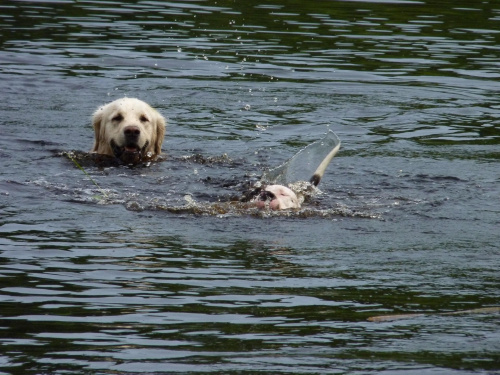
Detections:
[91, 98, 166, 164]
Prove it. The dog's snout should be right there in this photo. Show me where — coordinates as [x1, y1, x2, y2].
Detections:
[124, 126, 141, 142]
[124, 126, 140, 136]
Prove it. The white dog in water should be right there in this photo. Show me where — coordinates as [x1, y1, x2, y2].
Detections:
[248, 139, 341, 210]
[252, 185, 300, 210]
[91, 98, 166, 164]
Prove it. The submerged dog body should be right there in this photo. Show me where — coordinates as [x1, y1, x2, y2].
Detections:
[91, 98, 166, 164]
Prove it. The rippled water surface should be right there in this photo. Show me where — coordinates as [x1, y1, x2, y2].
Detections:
[1, 1, 499, 374]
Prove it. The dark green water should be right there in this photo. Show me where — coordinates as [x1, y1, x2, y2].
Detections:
[0, 1, 499, 374]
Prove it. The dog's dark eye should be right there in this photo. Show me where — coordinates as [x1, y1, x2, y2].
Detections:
[112, 114, 123, 122]
[140, 115, 149, 122]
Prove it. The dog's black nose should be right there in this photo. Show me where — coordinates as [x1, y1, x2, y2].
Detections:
[124, 126, 140, 142]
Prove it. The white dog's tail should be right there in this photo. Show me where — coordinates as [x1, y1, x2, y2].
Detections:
[310, 141, 341, 186]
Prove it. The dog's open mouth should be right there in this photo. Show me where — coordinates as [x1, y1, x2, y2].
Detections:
[254, 188, 278, 209]
[110, 140, 150, 164]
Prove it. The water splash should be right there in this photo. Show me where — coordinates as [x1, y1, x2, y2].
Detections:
[262, 131, 341, 186]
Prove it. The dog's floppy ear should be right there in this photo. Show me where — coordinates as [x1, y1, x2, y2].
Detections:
[91, 106, 104, 153]
[153, 110, 166, 155]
